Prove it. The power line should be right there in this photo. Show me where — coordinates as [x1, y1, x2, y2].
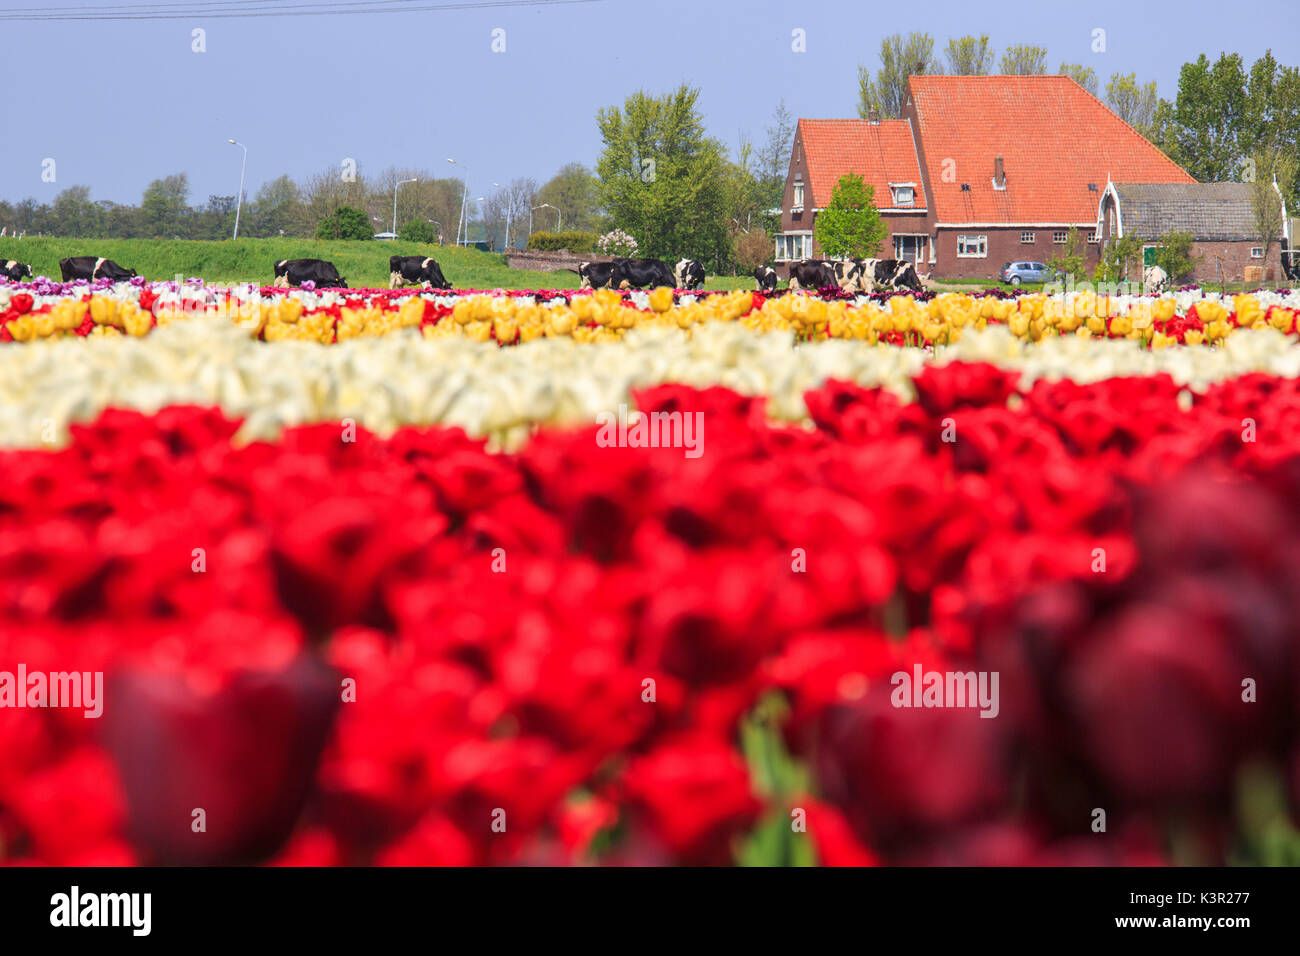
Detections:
[0, 0, 599, 22]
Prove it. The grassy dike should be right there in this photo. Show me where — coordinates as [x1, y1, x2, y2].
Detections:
[0, 237, 756, 291]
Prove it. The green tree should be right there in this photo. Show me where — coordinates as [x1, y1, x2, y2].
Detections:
[1096, 233, 1145, 283]
[140, 173, 191, 238]
[814, 173, 886, 259]
[1105, 72, 1160, 136]
[1049, 227, 1087, 281]
[596, 85, 728, 267]
[1159, 53, 1250, 181]
[757, 99, 796, 217]
[536, 162, 601, 233]
[946, 35, 994, 75]
[1249, 144, 1297, 270]
[316, 205, 372, 240]
[1060, 63, 1099, 96]
[50, 185, 101, 236]
[1153, 230, 1197, 282]
[999, 45, 1048, 75]
[398, 219, 436, 243]
[249, 174, 302, 237]
[858, 32, 940, 119]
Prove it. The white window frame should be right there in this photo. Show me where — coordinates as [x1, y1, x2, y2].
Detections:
[1021, 231, 1035, 244]
[957, 234, 988, 258]
[1053, 231, 1068, 244]
[1251, 246, 1264, 258]
[890, 185, 915, 207]
[792, 183, 805, 212]
[774, 233, 812, 262]
[893, 233, 928, 262]
[1088, 229, 1101, 244]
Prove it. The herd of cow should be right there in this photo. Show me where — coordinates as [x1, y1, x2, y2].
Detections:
[3, 253, 924, 295]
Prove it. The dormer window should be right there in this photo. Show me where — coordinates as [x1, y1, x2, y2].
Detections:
[890, 184, 915, 207]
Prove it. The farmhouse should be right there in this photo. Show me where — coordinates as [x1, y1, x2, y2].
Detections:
[1096, 181, 1288, 284]
[777, 74, 1196, 279]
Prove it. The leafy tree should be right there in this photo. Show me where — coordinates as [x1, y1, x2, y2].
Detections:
[814, 173, 886, 259]
[1060, 63, 1099, 96]
[1152, 230, 1197, 282]
[722, 136, 764, 239]
[1249, 144, 1297, 271]
[140, 173, 191, 237]
[1157, 53, 1250, 181]
[1049, 227, 1087, 281]
[1105, 73, 1160, 136]
[733, 229, 772, 273]
[249, 174, 302, 237]
[316, 205, 372, 240]
[998, 45, 1048, 76]
[1096, 233, 1145, 283]
[946, 36, 994, 75]
[757, 99, 796, 214]
[858, 32, 940, 119]
[536, 162, 601, 233]
[596, 85, 728, 267]
[50, 186, 101, 236]
[398, 219, 436, 243]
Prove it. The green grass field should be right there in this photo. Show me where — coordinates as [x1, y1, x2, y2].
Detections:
[0, 237, 756, 291]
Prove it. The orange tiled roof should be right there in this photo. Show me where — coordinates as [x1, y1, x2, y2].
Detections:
[906, 75, 1194, 225]
[799, 118, 927, 210]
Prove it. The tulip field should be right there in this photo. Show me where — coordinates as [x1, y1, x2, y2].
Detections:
[3, 273, 1300, 867]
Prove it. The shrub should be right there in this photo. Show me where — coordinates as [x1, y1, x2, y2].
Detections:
[526, 231, 596, 254]
[316, 206, 372, 241]
[733, 230, 772, 273]
[398, 220, 436, 244]
[595, 229, 638, 258]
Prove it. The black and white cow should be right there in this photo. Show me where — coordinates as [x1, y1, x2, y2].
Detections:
[673, 258, 705, 290]
[1142, 264, 1168, 294]
[611, 257, 675, 290]
[788, 259, 837, 292]
[1, 260, 32, 281]
[753, 266, 778, 292]
[389, 255, 451, 290]
[59, 256, 138, 282]
[859, 258, 924, 292]
[573, 261, 615, 290]
[273, 258, 347, 289]
[831, 259, 864, 292]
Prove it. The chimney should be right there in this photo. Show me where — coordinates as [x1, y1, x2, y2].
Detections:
[868, 109, 880, 125]
[994, 155, 1006, 189]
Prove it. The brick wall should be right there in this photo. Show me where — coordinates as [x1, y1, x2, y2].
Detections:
[933, 227, 1102, 280]
[1189, 241, 1281, 283]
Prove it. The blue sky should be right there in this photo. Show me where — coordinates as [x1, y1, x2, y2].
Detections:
[2, 0, 1297, 205]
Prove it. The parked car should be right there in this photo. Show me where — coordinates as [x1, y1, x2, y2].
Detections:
[1000, 261, 1057, 285]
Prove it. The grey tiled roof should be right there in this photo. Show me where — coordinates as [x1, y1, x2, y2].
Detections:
[1113, 182, 1278, 241]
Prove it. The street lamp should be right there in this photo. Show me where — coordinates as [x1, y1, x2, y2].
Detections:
[447, 158, 470, 247]
[227, 139, 247, 240]
[530, 203, 560, 236]
[391, 177, 416, 237]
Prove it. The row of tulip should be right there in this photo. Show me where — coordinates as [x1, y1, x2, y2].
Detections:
[3, 320, 1300, 449]
[3, 361, 1299, 866]
[5, 282, 1300, 347]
